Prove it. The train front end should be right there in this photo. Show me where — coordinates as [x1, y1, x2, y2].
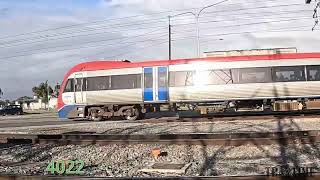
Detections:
[57, 64, 87, 120]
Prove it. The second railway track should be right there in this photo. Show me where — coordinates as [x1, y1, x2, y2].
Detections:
[1, 130, 320, 146]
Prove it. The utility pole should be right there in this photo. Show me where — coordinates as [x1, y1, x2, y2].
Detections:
[168, 16, 172, 60]
[46, 80, 49, 111]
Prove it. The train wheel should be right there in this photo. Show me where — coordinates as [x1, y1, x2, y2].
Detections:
[123, 108, 140, 121]
[139, 112, 146, 120]
[89, 110, 102, 121]
[90, 115, 102, 121]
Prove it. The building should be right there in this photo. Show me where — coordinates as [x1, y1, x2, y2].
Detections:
[203, 47, 297, 57]
[15, 96, 57, 110]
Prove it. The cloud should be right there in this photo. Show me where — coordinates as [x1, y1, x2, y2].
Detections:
[0, 0, 319, 100]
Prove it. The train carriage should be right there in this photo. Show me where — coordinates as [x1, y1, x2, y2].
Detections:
[57, 52, 320, 120]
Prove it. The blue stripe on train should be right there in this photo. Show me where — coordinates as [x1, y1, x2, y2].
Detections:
[58, 105, 76, 119]
[158, 87, 168, 101]
[144, 88, 153, 101]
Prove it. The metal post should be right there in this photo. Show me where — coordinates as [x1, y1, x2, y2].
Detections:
[168, 16, 172, 60]
[46, 81, 49, 111]
[195, 16, 200, 57]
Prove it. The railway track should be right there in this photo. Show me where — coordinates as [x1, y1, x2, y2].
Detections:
[133, 110, 320, 123]
[1, 174, 320, 179]
[2, 131, 320, 179]
[1, 130, 320, 146]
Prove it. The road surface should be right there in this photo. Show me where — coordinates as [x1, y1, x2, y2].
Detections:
[0, 111, 89, 129]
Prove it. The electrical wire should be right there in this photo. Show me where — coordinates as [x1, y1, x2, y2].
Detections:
[0, 8, 311, 48]
[0, 0, 287, 40]
[0, 1, 305, 44]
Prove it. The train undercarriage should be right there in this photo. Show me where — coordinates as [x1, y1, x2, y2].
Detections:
[83, 97, 320, 121]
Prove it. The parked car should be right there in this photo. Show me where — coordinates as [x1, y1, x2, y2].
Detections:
[0, 105, 23, 116]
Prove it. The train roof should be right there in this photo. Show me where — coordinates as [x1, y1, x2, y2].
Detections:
[70, 52, 320, 73]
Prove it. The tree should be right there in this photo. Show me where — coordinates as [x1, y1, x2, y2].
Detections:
[16, 96, 33, 105]
[0, 88, 3, 98]
[53, 83, 61, 97]
[4, 99, 10, 105]
[0, 100, 5, 107]
[32, 81, 53, 103]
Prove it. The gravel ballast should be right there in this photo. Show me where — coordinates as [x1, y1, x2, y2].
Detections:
[1, 117, 320, 135]
[2, 115, 320, 177]
[1, 143, 320, 177]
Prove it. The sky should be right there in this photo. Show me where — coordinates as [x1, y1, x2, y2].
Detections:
[0, 0, 319, 100]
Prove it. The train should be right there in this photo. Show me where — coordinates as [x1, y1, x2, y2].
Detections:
[57, 52, 320, 121]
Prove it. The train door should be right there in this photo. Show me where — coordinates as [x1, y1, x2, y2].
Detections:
[143, 66, 168, 102]
[74, 73, 86, 104]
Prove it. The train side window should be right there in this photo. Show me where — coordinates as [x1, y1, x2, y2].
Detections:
[273, 66, 306, 82]
[75, 78, 87, 91]
[144, 73, 153, 88]
[206, 69, 233, 85]
[64, 79, 74, 92]
[82, 78, 87, 91]
[87, 76, 110, 91]
[232, 67, 272, 84]
[169, 71, 194, 87]
[75, 78, 81, 92]
[111, 74, 141, 90]
[307, 65, 320, 81]
[158, 70, 167, 88]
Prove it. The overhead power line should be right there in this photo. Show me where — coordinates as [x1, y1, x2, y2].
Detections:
[170, 9, 310, 21]
[1, 24, 315, 63]
[1, 27, 166, 53]
[0, 9, 311, 48]
[0, 34, 169, 62]
[0, 0, 302, 41]
[0, 16, 312, 61]
[0, 0, 315, 63]
[18, 17, 310, 53]
[95, 28, 318, 60]
[0, 26, 168, 48]
[0, 21, 169, 47]
[171, 25, 312, 40]
[171, 16, 311, 33]
[171, 16, 311, 34]
[0, 1, 240, 40]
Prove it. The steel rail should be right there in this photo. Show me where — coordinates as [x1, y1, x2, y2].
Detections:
[1, 130, 320, 146]
[179, 109, 320, 118]
[133, 110, 320, 124]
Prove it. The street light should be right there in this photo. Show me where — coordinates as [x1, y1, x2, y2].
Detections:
[168, 0, 228, 58]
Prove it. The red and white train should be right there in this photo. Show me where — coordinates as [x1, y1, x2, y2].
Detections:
[57, 52, 320, 120]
